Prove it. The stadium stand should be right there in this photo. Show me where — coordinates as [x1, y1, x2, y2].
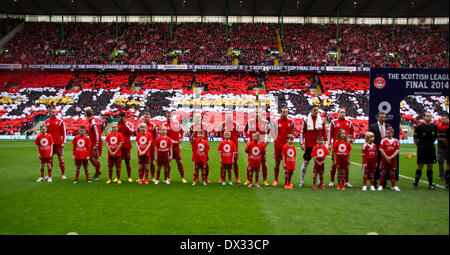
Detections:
[1, 71, 447, 137]
[1, 23, 447, 68]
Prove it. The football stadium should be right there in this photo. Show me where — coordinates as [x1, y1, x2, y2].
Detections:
[0, 0, 448, 238]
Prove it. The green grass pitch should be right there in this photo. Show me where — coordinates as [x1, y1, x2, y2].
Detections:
[0, 140, 448, 235]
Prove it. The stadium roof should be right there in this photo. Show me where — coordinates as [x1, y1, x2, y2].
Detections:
[0, 0, 449, 18]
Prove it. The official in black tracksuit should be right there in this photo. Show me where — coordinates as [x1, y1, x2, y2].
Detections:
[413, 112, 439, 190]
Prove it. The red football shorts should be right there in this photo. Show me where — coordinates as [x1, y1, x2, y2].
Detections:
[157, 151, 170, 167]
[138, 155, 150, 165]
[52, 144, 64, 157]
[40, 157, 52, 164]
[335, 155, 349, 169]
[121, 148, 131, 162]
[108, 156, 121, 168]
[365, 158, 377, 174]
[381, 158, 397, 172]
[313, 162, 325, 174]
[75, 159, 89, 168]
[172, 144, 182, 160]
[274, 147, 283, 161]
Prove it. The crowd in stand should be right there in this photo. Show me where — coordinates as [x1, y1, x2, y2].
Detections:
[231, 23, 279, 66]
[0, 22, 448, 68]
[281, 24, 338, 66]
[175, 23, 231, 65]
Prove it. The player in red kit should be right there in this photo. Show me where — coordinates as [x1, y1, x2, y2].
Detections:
[142, 111, 159, 183]
[281, 134, 296, 189]
[154, 125, 173, 184]
[332, 129, 352, 190]
[299, 105, 327, 187]
[162, 111, 186, 183]
[361, 132, 378, 191]
[189, 112, 210, 183]
[245, 132, 266, 188]
[105, 123, 124, 184]
[72, 126, 92, 184]
[327, 108, 355, 187]
[190, 130, 210, 186]
[35, 125, 54, 183]
[378, 127, 400, 191]
[118, 112, 135, 183]
[243, 108, 270, 186]
[311, 135, 329, 190]
[44, 108, 67, 179]
[217, 110, 241, 184]
[218, 130, 237, 186]
[136, 123, 153, 185]
[85, 107, 103, 180]
[271, 106, 295, 187]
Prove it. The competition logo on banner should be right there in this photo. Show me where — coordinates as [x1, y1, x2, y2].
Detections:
[369, 67, 449, 179]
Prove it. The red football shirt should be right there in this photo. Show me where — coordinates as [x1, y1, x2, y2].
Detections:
[136, 132, 153, 157]
[245, 141, 266, 167]
[311, 144, 329, 160]
[300, 116, 327, 148]
[219, 120, 240, 147]
[332, 141, 352, 156]
[379, 138, 400, 160]
[328, 118, 355, 146]
[45, 117, 66, 145]
[192, 138, 210, 163]
[143, 121, 159, 139]
[243, 118, 269, 144]
[118, 121, 134, 149]
[105, 132, 124, 157]
[361, 143, 378, 164]
[273, 117, 295, 149]
[282, 144, 297, 170]
[154, 136, 173, 152]
[35, 134, 54, 158]
[88, 117, 103, 148]
[72, 135, 91, 159]
[162, 120, 184, 143]
[218, 140, 237, 164]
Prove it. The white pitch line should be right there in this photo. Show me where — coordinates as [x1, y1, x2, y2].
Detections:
[348, 160, 445, 189]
